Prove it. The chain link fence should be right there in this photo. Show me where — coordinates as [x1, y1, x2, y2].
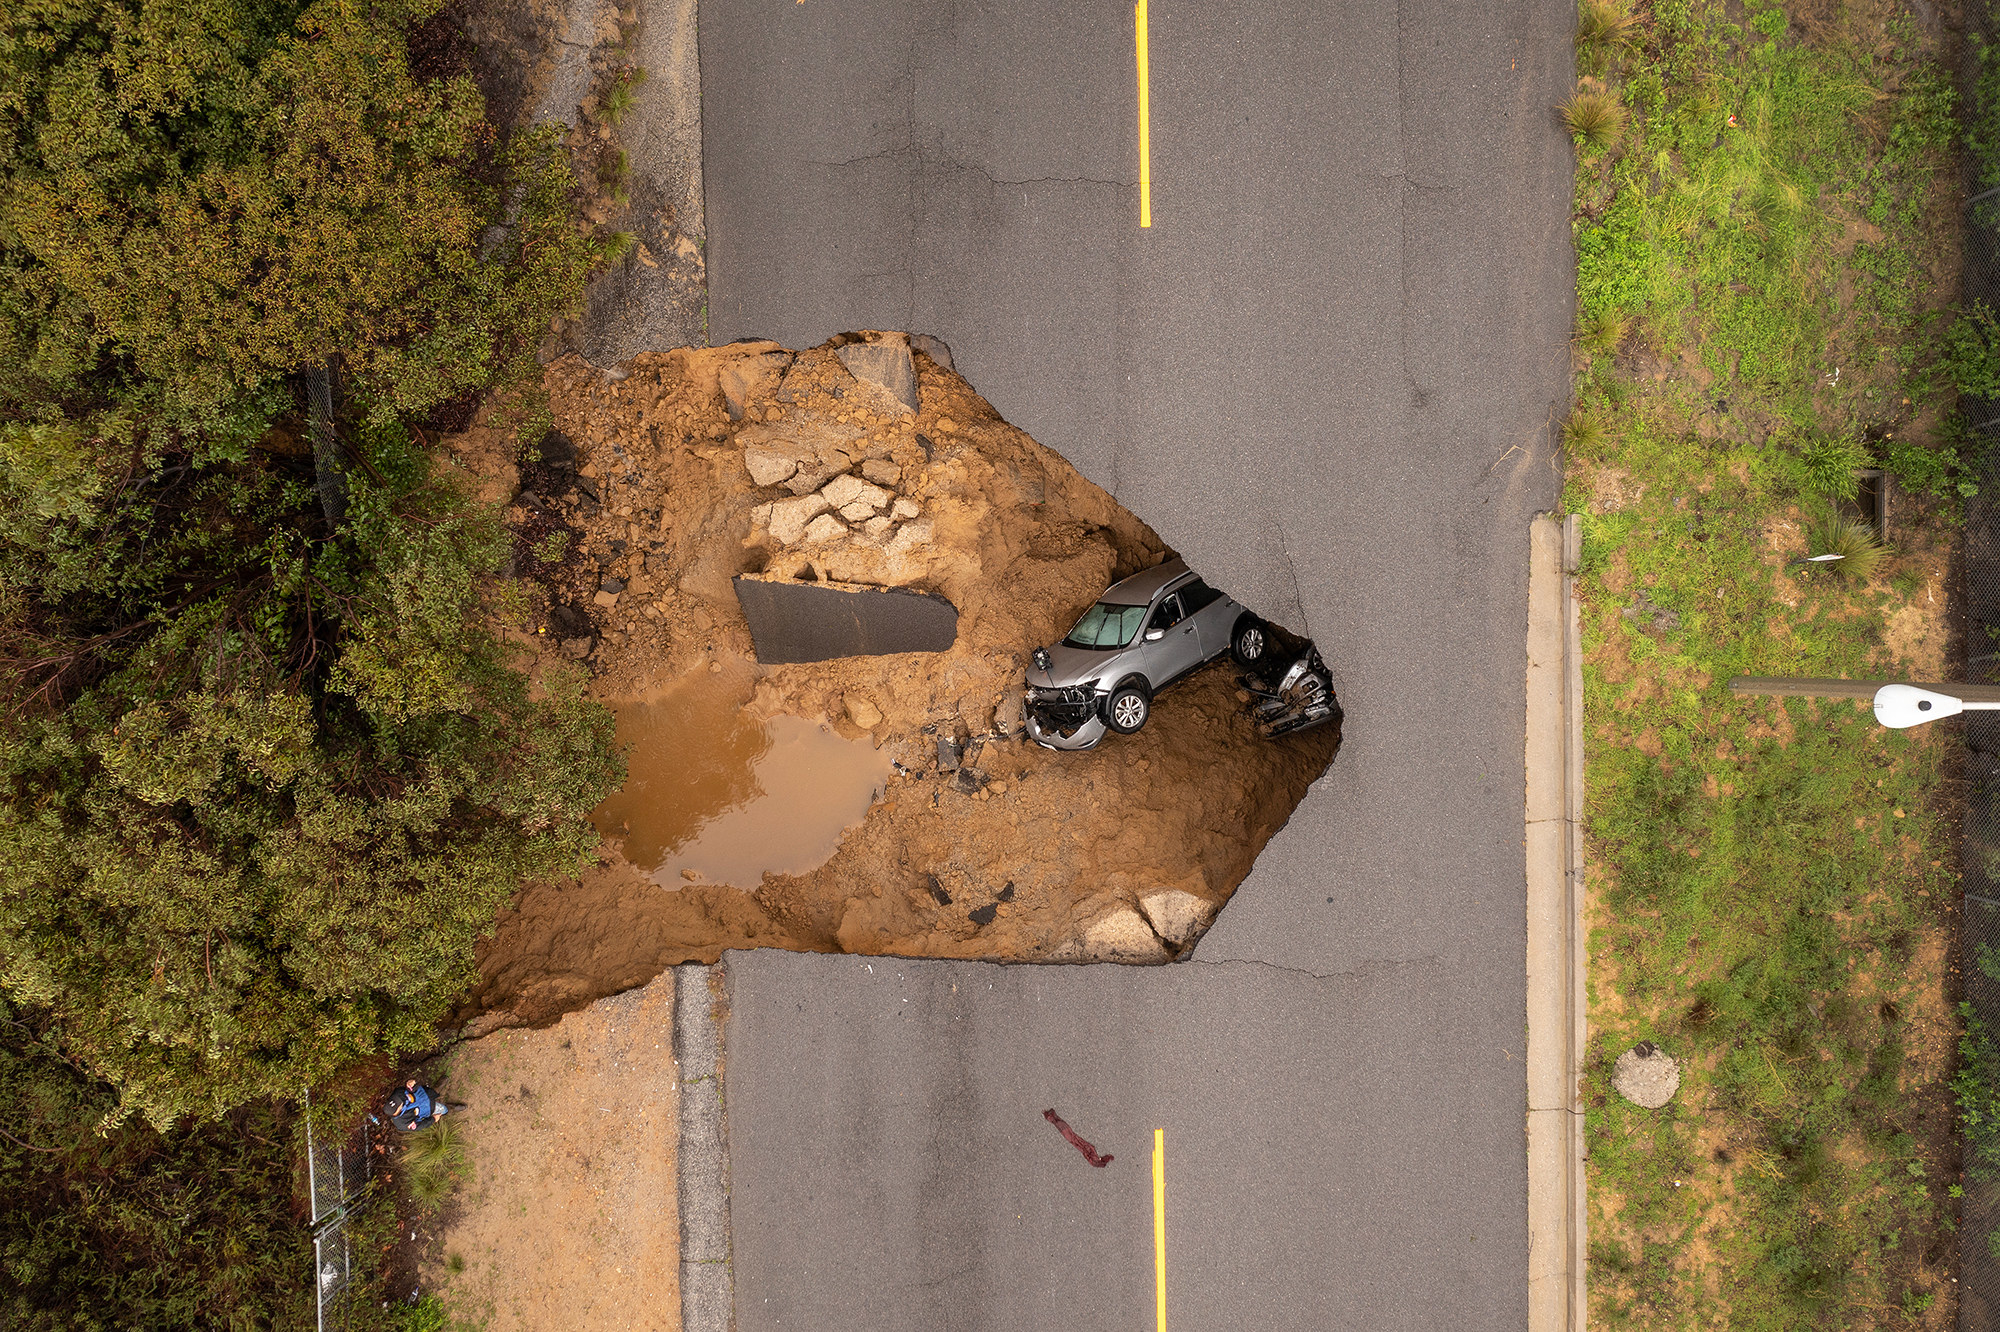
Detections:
[305, 1091, 377, 1332]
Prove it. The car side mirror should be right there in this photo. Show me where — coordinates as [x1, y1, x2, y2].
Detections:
[1144, 628, 1165, 641]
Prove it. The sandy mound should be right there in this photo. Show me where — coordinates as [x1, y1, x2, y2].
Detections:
[450, 335, 1338, 1032]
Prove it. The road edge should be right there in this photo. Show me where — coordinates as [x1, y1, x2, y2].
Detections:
[675, 962, 734, 1332]
[1525, 513, 1586, 1331]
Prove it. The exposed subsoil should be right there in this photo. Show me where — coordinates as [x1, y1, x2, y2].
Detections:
[446, 338, 1338, 1032]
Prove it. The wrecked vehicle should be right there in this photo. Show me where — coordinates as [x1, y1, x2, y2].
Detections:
[1236, 621, 1341, 738]
[1023, 556, 1268, 750]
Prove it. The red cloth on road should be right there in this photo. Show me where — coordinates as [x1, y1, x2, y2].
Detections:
[1043, 1108, 1113, 1167]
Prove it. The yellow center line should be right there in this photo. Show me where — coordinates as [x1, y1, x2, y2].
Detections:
[1152, 1127, 1167, 1331]
[1135, 0, 1152, 228]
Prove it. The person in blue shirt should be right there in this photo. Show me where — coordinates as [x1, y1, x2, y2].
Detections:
[388, 1078, 449, 1131]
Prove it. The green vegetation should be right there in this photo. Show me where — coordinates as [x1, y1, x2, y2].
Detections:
[0, 1003, 311, 1327]
[1567, 1, 1966, 1324]
[0, 0, 622, 1317]
[402, 1118, 471, 1213]
[1803, 508, 1887, 581]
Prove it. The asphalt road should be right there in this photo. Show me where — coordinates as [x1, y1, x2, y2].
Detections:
[699, 1, 1575, 1326]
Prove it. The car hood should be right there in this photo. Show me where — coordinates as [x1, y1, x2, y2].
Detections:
[1026, 641, 1127, 690]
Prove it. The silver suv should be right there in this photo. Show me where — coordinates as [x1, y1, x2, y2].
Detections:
[1022, 556, 1266, 751]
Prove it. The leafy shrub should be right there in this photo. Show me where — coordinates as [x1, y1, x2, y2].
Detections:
[1793, 431, 1869, 500]
[402, 1119, 470, 1213]
[1563, 87, 1629, 155]
[1882, 434, 1978, 501]
[1957, 1004, 2000, 1182]
[1575, 188, 1650, 318]
[1577, 0, 1638, 60]
[0, 1005, 311, 1326]
[0, 0, 620, 1130]
[1943, 302, 2000, 401]
[1803, 509, 1886, 581]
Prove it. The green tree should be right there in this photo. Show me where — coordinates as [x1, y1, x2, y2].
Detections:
[0, 0, 621, 1124]
[0, 1002, 313, 1327]
[0, 0, 597, 433]
[0, 418, 620, 1125]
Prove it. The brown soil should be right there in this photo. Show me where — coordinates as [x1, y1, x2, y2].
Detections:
[451, 338, 1338, 1032]
[423, 973, 679, 1331]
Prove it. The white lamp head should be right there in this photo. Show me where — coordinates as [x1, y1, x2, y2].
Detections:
[1873, 684, 1964, 729]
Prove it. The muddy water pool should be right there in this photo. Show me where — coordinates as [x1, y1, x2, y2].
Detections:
[591, 672, 893, 888]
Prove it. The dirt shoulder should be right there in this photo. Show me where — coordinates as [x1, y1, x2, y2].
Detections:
[422, 974, 679, 1331]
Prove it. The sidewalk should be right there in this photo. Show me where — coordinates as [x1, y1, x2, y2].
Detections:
[1525, 513, 1586, 1331]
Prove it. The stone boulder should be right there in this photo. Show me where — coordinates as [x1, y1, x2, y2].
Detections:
[766, 494, 831, 545]
[1082, 906, 1168, 964]
[821, 474, 892, 514]
[1611, 1041, 1680, 1109]
[718, 349, 790, 421]
[1138, 889, 1218, 949]
[743, 445, 798, 487]
[802, 513, 848, 544]
[837, 335, 919, 414]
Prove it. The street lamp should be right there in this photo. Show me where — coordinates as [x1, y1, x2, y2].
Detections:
[1730, 677, 2000, 729]
[1871, 684, 2000, 729]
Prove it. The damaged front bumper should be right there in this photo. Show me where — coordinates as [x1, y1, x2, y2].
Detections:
[1023, 689, 1109, 751]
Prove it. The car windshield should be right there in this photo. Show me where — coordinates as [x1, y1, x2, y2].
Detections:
[1063, 602, 1148, 650]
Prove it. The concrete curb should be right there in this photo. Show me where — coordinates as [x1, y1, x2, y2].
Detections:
[1525, 513, 1587, 1331]
[675, 963, 734, 1332]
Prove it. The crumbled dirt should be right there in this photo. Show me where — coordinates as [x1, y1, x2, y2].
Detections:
[423, 973, 679, 1331]
[450, 338, 1339, 1031]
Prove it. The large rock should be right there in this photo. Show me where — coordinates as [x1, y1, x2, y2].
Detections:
[837, 335, 919, 414]
[1082, 906, 1168, 964]
[884, 518, 934, 559]
[910, 332, 953, 371]
[1611, 1041, 1680, 1109]
[860, 458, 901, 486]
[767, 494, 831, 545]
[1138, 889, 1217, 949]
[820, 474, 891, 514]
[802, 513, 848, 544]
[743, 445, 798, 487]
[718, 350, 790, 421]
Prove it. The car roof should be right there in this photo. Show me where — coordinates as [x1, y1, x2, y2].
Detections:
[1099, 556, 1194, 606]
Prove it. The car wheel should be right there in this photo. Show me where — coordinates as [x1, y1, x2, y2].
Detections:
[1231, 616, 1268, 666]
[1105, 684, 1150, 734]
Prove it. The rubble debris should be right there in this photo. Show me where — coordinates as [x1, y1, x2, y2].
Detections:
[836, 332, 919, 413]
[732, 576, 960, 663]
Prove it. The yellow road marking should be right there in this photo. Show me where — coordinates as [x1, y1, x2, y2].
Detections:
[1135, 0, 1152, 227]
[1152, 1128, 1166, 1331]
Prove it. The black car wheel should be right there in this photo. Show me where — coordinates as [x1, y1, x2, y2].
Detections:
[1105, 683, 1150, 734]
[1231, 616, 1268, 666]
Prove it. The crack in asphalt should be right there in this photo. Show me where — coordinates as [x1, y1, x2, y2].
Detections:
[1273, 515, 1314, 641]
[1185, 952, 1444, 984]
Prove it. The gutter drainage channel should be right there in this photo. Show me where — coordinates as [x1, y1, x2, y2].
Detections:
[675, 963, 734, 1331]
